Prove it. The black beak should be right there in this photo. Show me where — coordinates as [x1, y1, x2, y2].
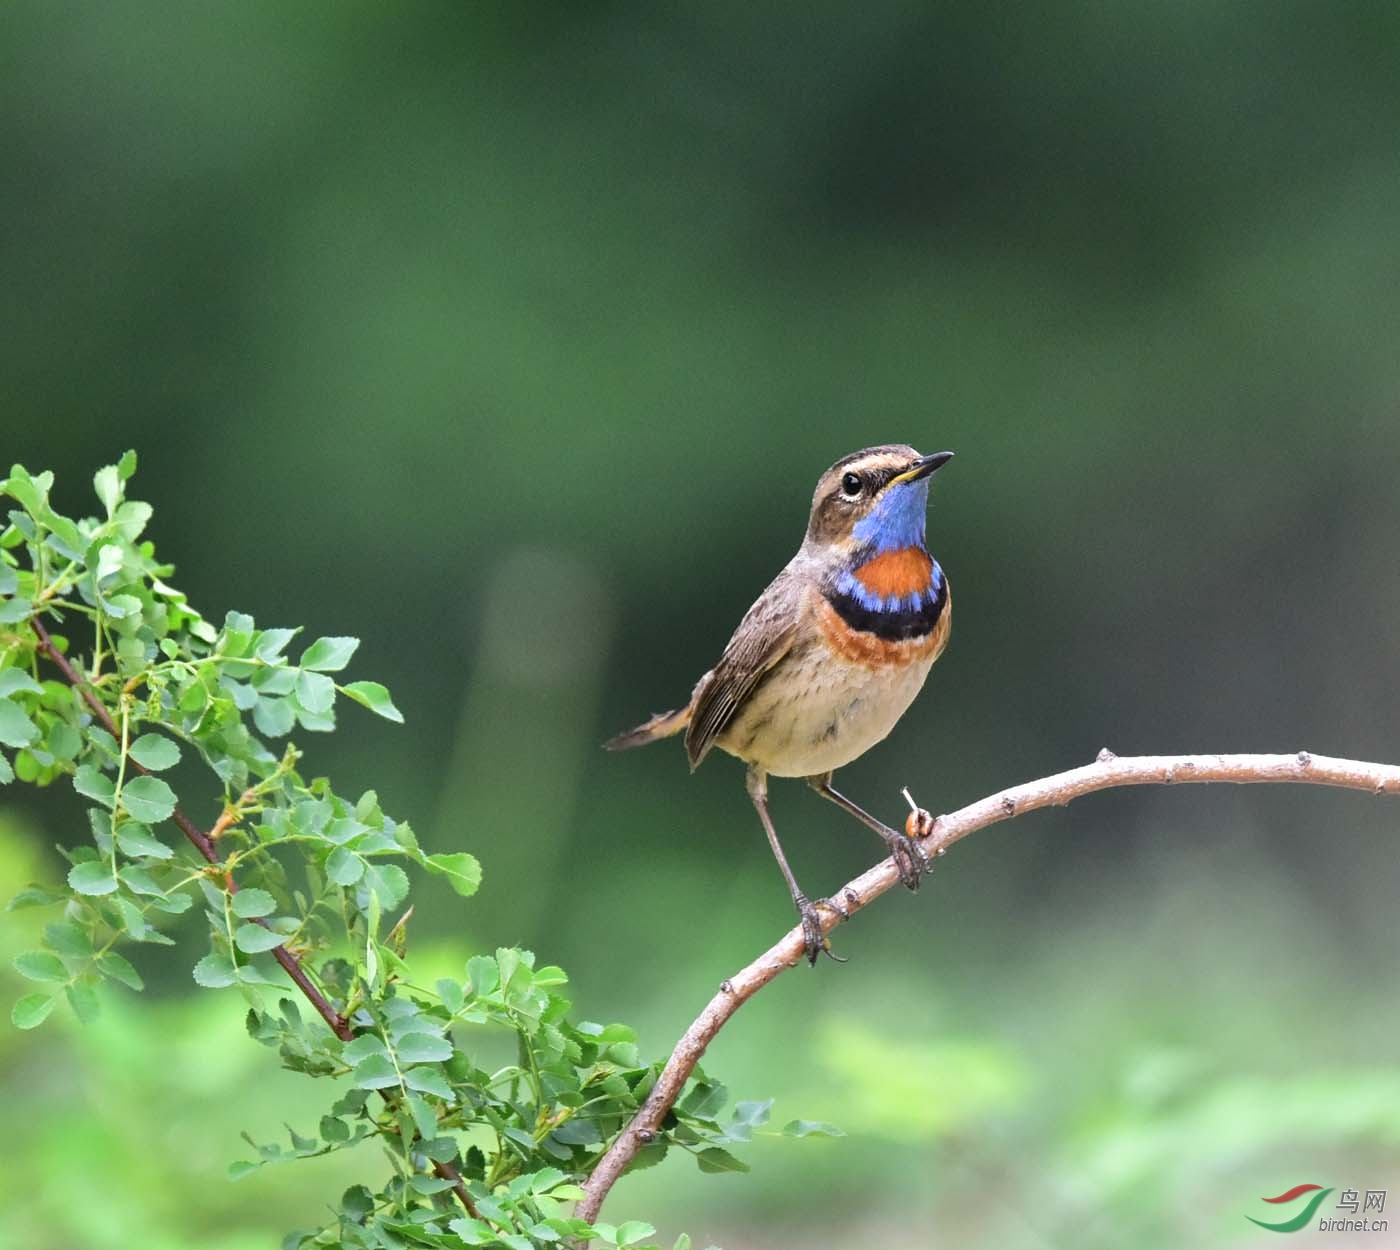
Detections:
[896, 450, 954, 484]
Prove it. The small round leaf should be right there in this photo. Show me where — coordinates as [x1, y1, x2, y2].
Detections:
[11, 992, 56, 1029]
[233, 922, 285, 954]
[230, 888, 277, 919]
[128, 733, 181, 770]
[121, 775, 176, 823]
[68, 862, 119, 895]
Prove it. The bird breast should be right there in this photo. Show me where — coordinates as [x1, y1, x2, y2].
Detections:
[715, 580, 950, 779]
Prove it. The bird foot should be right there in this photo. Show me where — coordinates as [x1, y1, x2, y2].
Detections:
[887, 831, 929, 891]
[795, 895, 847, 966]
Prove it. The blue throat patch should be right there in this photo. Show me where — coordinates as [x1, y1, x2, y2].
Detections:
[852, 478, 929, 552]
[837, 479, 940, 613]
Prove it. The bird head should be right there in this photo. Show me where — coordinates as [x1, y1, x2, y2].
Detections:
[804, 444, 954, 553]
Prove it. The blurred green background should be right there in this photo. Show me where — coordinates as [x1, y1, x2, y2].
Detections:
[3, 3, 1400, 1247]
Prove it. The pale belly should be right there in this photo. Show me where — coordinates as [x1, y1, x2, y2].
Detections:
[715, 644, 935, 778]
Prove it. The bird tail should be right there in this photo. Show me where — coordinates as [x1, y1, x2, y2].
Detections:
[604, 705, 691, 752]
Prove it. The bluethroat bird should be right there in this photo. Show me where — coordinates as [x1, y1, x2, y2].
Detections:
[607, 444, 954, 964]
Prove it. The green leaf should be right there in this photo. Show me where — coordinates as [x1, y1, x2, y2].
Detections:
[395, 1032, 453, 1063]
[695, 1146, 749, 1173]
[425, 852, 482, 898]
[6, 884, 63, 911]
[12, 950, 66, 982]
[192, 952, 238, 988]
[121, 775, 176, 823]
[325, 846, 364, 886]
[116, 823, 174, 860]
[404, 1094, 437, 1142]
[0, 670, 43, 697]
[3, 466, 44, 512]
[551, 1120, 602, 1148]
[401, 1066, 454, 1099]
[340, 1184, 375, 1221]
[46, 721, 82, 761]
[447, 1219, 495, 1246]
[0, 597, 33, 624]
[340, 1035, 388, 1065]
[231, 888, 277, 918]
[581, 1021, 637, 1045]
[351, 1053, 402, 1090]
[341, 680, 403, 723]
[779, 1119, 845, 1138]
[729, 1099, 773, 1139]
[0, 562, 16, 596]
[323, 816, 368, 845]
[435, 978, 465, 1013]
[234, 922, 285, 954]
[94, 463, 122, 516]
[294, 669, 335, 714]
[44, 920, 93, 957]
[74, 765, 116, 808]
[120, 865, 169, 897]
[127, 733, 181, 770]
[254, 627, 298, 660]
[252, 696, 295, 738]
[66, 981, 100, 1023]
[300, 636, 360, 672]
[466, 955, 499, 996]
[227, 1160, 262, 1182]
[94, 543, 124, 583]
[0, 751, 12, 785]
[98, 951, 144, 991]
[679, 1081, 727, 1120]
[363, 862, 409, 909]
[0, 698, 39, 748]
[11, 992, 55, 1029]
[113, 897, 152, 941]
[46, 513, 85, 559]
[68, 861, 118, 895]
[615, 1222, 657, 1248]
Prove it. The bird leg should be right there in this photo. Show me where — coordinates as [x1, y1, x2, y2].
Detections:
[746, 766, 844, 965]
[806, 772, 928, 891]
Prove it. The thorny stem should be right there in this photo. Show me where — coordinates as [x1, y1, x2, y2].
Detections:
[573, 749, 1400, 1227]
[30, 617, 478, 1216]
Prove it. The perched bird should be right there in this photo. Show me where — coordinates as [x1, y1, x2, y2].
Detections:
[607, 444, 954, 963]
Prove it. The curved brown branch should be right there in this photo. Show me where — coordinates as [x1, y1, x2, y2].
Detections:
[31, 618, 478, 1215]
[576, 749, 1400, 1223]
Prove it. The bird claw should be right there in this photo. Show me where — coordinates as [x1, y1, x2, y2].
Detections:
[796, 896, 847, 965]
[889, 830, 929, 891]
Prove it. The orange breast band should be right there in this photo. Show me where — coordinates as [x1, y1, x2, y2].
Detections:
[853, 547, 933, 599]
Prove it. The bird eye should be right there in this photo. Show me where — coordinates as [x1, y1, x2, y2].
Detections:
[840, 472, 863, 498]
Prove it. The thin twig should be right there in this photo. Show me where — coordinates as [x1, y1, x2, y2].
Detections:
[574, 749, 1400, 1223]
[31, 618, 478, 1215]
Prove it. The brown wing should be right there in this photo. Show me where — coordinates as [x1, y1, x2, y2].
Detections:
[683, 571, 801, 770]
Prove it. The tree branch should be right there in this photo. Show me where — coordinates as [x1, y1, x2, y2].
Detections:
[31, 618, 478, 1216]
[575, 749, 1400, 1222]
